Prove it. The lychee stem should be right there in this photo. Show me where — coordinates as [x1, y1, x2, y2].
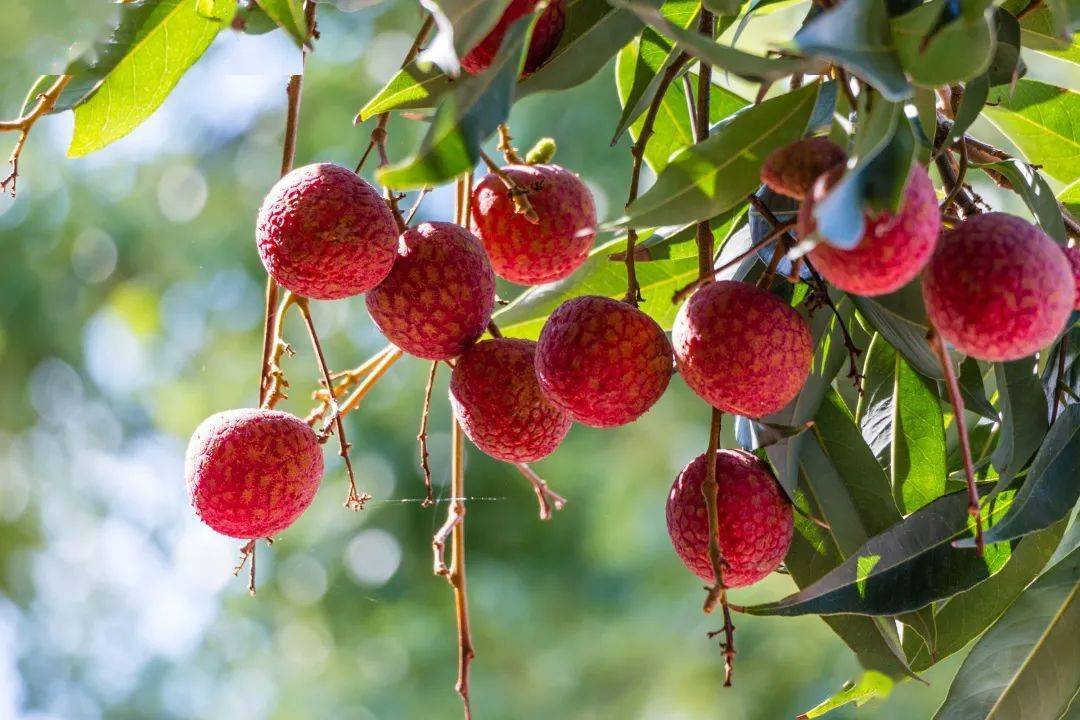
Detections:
[417, 361, 440, 508]
[514, 463, 567, 521]
[262, 292, 298, 410]
[305, 344, 397, 425]
[928, 328, 985, 556]
[670, 222, 792, 304]
[479, 150, 539, 223]
[496, 123, 524, 165]
[331, 346, 403, 420]
[693, 9, 716, 283]
[296, 297, 371, 511]
[701, 408, 727, 615]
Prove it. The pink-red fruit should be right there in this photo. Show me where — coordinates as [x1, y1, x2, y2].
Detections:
[760, 137, 847, 200]
[366, 222, 496, 360]
[256, 163, 398, 300]
[1062, 245, 1080, 310]
[922, 213, 1074, 361]
[674, 281, 812, 418]
[450, 338, 572, 462]
[185, 409, 323, 539]
[666, 449, 793, 588]
[460, 0, 566, 77]
[535, 296, 673, 427]
[798, 164, 940, 297]
[471, 164, 597, 285]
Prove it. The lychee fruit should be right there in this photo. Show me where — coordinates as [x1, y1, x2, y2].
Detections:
[760, 137, 847, 200]
[471, 164, 597, 285]
[366, 222, 496, 360]
[798, 163, 940, 297]
[922, 212, 1074, 361]
[460, 0, 566, 77]
[535, 296, 673, 427]
[666, 449, 793, 588]
[450, 338, 572, 462]
[673, 280, 812, 418]
[185, 408, 324, 539]
[1062, 245, 1080, 310]
[256, 163, 398, 300]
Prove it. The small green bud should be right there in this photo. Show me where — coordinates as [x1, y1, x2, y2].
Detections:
[525, 138, 557, 165]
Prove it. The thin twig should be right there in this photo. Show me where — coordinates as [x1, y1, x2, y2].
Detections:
[305, 344, 398, 425]
[405, 187, 430, 226]
[1051, 334, 1070, 425]
[479, 149, 539, 223]
[671, 222, 792, 304]
[929, 328, 984, 556]
[0, 74, 72, 196]
[939, 144, 969, 215]
[333, 347, 404, 418]
[514, 463, 567, 520]
[232, 539, 259, 596]
[701, 408, 726, 614]
[262, 292, 298, 409]
[694, 10, 715, 282]
[296, 297, 370, 511]
[418, 361, 439, 508]
[496, 123, 524, 164]
[803, 259, 864, 394]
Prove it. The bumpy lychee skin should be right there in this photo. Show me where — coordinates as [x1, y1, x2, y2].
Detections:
[450, 338, 572, 462]
[535, 296, 673, 427]
[185, 409, 323, 539]
[366, 222, 496, 360]
[460, 0, 566, 77]
[471, 164, 597, 285]
[673, 281, 812, 418]
[256, 163, 398, 300]
[1062, 245, 1080, 310]
[798, 164, 940, 297]
[666, 449, 793, 588]
[923, 213, 1074, 361]
[760, 137, 847, 200]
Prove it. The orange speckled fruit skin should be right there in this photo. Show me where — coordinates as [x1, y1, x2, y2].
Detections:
[799, 164, 940, 297]
[760, 137, 847, 200]
[535, 296, 673, 427]
[666, 449, 793, 588]
[256, 163, 398, 300]
[471, 164, 597, 285]
[460, 0, 566, 77]
[366, 222, 496, 360]
[673, 281, 812, 418]
[185, 409, 323, 539]
[923, 213, 1074, 361]
[450, 338, 572, 462]
[1063, 245, 1080, 310]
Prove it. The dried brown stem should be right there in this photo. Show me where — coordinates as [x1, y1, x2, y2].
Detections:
[929, 328, 984, 556]
[232, 539, 259, 596]
[296, 297, 369, 511]
[333, 346, 404, 419]
[514, 463, 567, 521]
[496, 123, 524, 165]
[708, 596, 737, 687]
[261, 292, 297, 409]
[701, 408, 727, 615]
[939, 144, 969, 216]
[418, 361, 439, 508]
[479, 149, 538, 223]
[305, 345, 398, 425]
[0, 74, 72, 196]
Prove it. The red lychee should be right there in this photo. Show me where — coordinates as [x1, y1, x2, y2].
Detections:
[673, 280, 812, 418]
[256, 163, 398, 300]
[760, 137, 847, 200]
[1062, 245, 1080, 310]
[185, 409, 323, 539]
[366, 222, 496, 360]
[471, 164, 597, 285]
[535, 296, 673, 427]
[798, 164, 940, 297]
[460, 0, 566, 77]
[450, 338, 572, 462]
[666, 449, 793, 588]
[922, 213, 1074, 361]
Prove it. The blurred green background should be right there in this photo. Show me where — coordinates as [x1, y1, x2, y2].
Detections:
[0, 2, 971, 718]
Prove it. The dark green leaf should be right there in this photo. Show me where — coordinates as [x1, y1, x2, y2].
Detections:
[891, 0, 995, 86]
[852, 284, 943, 380]
[973, 159, 1068, 242]
[959, 357, 997, 419]
[1043, 327, 1080, 417]
[991, 357, 1049, 488]
[946, 74, 990, 146]
[986, 8, 1025, 86]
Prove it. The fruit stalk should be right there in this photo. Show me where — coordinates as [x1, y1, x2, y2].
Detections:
[514, 463, 567, 520]
[0, 73, 72, 196]
[417, 361, 439, 508]
[701, 408, 726, 614]
[694, 9, 716, 281]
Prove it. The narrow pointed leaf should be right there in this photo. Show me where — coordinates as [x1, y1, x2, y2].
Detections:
[991, 357, 1049, 488]
[253, 0, 308, 45]
[357, 63, 453, 121]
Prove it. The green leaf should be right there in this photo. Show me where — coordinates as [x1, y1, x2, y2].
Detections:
[891, 0, 994, 86]
[795, 0, 911, 101]
[959, 357, 997, 420]
[357, 63, 453, 121]
[985, 8, 1025, 86]
[991, 357, 1049, 489]
[378, 18, 528, 189]
[974, 159, 1068, 242]
[1061, 178, 1080, 218]
[519, 0, 658, 96]
[67, 0, 235, 157]
[253, 0, 308, 45]
[905, 519, 1068, 671]
[981, 80, 1080, 184]
[1044, 327, 1080, 417]
[852, 284, 943, 380]
[742, 490, 1018, 617]
[799, 671, 895, 719]
[973, 405, 1080, 546]
[934, 544, 1080, 720]
[624, 83, 819, 227]
[418, 0, 512, 75]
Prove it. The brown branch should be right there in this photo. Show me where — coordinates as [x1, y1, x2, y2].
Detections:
[929, 328, 984, 556]
[418, 361, 439, 508]
[296, 297, 370, 511]
[699, 408, 736, 686]
[934, 147, 980, 218]
[939, 143, 970, 216]
[479, 149, 538, 223]
[0, 74, 72, 197]
[624, 52, 691, 306]
[694, 10, 716, 282]
[261, 292, 297, 409]
[514, 463, 567, 521]
[496, 123, 524, 165]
